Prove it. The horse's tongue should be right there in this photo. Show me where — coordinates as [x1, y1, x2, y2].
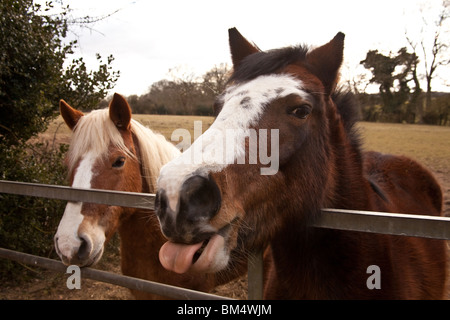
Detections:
[159, 241, 203, 274]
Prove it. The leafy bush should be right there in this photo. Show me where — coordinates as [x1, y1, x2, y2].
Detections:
[0, 0, 119, 282]
[0, 141, 68, 281]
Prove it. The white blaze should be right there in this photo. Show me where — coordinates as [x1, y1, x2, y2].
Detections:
[55, 152, 96, 261]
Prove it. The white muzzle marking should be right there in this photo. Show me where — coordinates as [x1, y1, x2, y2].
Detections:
[54, 151, 105, 265]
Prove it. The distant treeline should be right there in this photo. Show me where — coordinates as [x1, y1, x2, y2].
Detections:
[102, 82, 449, 126]
[357, 91, 449, 126]
[100, 51, 450, 125]
[101, 84, 450, 126]
[100, 64, 230, 116]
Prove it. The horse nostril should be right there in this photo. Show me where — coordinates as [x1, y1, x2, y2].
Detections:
[155, 190, 177, 238]
[179, 175, 221, 223]
[77, 234, 92, 262]
[155, 190, 166, 212]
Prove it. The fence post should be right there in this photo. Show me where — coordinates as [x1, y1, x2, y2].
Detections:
[247, 249, 264, 300]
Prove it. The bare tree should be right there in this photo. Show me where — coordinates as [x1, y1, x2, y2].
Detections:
[201, 63, 231, 98]
[167, 65, 200, 114]
[405, 0, 450, 116]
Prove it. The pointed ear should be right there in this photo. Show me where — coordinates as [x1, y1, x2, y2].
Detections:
[306, 32, 345, 95]
[109, 93, 132, 130]
[228, 27, 260, 69]
[60, 100, 84, 131]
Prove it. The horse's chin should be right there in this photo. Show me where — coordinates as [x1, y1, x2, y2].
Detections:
[80, 245, 104, 267]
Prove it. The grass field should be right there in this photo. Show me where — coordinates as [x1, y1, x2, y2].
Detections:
[43, 114, 215, 146]
[45, 114, 450, 173]
[358, 122, 450, 174]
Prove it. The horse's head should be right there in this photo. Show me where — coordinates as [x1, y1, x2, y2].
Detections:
[54, 94, 143, 267]
[156, 28, 346, 274]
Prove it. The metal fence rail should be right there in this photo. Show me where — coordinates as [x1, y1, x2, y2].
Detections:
[2, 180, 449, 239]
[315, 208, 450, 240]
[1, 179, 450, 300]
[0, 180, 154, 210]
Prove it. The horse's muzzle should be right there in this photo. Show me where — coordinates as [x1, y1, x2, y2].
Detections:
[155, 174, 222, 244]
[54, 232, 104, 267]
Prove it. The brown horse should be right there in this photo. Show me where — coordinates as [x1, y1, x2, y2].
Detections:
[155, 28, 447, 299]
[54, 93, 243, 299]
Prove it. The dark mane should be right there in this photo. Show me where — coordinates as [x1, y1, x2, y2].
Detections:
[229, 45, 309, 83]
[332, 87, 362, 150]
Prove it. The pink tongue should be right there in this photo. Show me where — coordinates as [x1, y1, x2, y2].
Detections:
[159, 241, 203, 274]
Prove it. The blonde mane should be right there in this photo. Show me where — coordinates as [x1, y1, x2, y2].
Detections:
[67, 109, 179, 192]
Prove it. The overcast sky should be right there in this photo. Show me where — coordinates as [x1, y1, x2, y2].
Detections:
[64, 0, 449, 96]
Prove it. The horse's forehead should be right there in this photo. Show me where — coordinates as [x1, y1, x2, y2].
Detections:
[216, 74, 308, 125]
[224, 74, 306, 101]
[72, 151, 98, 188]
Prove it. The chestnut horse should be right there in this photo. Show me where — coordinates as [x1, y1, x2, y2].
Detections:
[155, 28, 447, 299]
[54, 93, 243, 299]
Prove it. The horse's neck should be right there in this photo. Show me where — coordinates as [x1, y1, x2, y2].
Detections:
[327, 105, 373, 211]
[118, 209, 165, 275]
[267, 221, 365, 299]
[265, 104, 374, 299]
[118, 209, 163, 249]
[118, 133, 167, 280]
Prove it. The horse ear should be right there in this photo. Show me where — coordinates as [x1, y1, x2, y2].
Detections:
[109, 93, 132, 130]
[306, 32, 345, 95]
[60, 100, 84, 131]
[228, 27, 260, 68]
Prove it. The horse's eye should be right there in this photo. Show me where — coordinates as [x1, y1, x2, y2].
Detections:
[290, 105, 312, 119]
[112, 156, 126, 168]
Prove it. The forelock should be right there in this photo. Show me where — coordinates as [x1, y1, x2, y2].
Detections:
[229, 45, 309, 84]
[67, 109, 131, 174]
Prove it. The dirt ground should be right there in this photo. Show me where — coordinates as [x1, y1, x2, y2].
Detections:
[0, 259, 248, 300]
[0, 247, 248, 300]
